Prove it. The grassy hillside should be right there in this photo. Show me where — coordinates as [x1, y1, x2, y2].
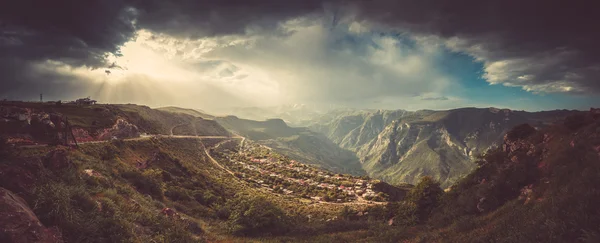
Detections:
[0, 137, 393, 242]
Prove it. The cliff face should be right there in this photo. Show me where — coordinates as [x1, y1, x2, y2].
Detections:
[309, 108, 578, 187]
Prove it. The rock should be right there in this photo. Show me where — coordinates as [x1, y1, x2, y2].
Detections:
[160, 207, 177, 217]
[43, 149, 72, 170]
[477, 197, 487, 213]
[518, 184, 534, 204]
[0, 187, 63, 243]
[98, 119, 140, 140]
[83, 169, 104, 178]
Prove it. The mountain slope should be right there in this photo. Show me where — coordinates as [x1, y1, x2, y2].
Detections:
[309, 108, 578, 187]
[416, 109, 600, 242]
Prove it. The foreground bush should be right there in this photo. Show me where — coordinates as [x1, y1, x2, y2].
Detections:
[224, 195, 289, 236]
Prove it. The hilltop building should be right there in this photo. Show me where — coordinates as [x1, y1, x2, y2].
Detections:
[74, 97, 97, 105]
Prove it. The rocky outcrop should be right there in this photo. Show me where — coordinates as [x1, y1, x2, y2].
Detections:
[73, 118, 140, 142]
[0, 187, 63, 243]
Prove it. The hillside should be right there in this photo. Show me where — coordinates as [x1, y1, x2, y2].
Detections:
[307, 108, 579, 187]
[0, 101, 231, 146]
[1, 103, 598, 242]
[0, 130, 401, 242]
[156, 106, 214, 119]
[215, 116, 365, 175]
[403, 108, 600, 242]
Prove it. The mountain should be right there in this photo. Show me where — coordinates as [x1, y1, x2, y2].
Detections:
[416, 109, 600, 242]
[156, 106, 214, 119]
[215, 115, 365, 175]
[216, 104, 329, 127]
[306, 108, 579, 187]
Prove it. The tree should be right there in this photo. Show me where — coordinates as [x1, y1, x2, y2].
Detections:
[406, 176, 443, 222]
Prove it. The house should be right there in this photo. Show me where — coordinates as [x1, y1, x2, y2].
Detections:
[75, 97, 97, 105]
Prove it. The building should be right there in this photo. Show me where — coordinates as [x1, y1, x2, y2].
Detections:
[75, 97, 97, 105]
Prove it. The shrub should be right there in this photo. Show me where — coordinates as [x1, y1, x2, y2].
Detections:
[339, 206, 358, 221]
[225, 195, 289, 236]
[32, 182, 133, 242]
[101, 144, 119, 160]
[165, 186, 192, 201]
[406, 176, 443, 222]
[121, 170, 164, 200]
[505, 124, 536, 141]
[391, 202, 418, 226]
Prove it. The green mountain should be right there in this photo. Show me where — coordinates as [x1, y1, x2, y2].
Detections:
[307, 108, 578, 187]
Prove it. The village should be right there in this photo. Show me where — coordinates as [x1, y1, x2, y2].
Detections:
[211, 142, 389, 204]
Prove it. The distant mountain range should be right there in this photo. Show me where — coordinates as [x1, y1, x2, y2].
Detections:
[155, 104, 580, 187]
[303, 108, 580, 187]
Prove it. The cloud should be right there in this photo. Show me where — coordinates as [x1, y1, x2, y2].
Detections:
[350, 0, 600, 94]
[130, 0, 325, 38]
[189, 18, 453, 107]
[421, 96, 449, 101]
[1, 0, 136, 67]
[1, 0, 599, 110]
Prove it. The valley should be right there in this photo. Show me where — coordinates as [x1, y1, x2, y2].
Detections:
[1, 101, 599, 242]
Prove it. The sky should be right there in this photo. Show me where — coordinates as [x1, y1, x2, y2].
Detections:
[1, 0, 600, 113]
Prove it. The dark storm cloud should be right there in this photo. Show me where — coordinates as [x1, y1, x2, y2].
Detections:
[350, 0, 600, 93]
[129, 0, 325, 38]
[0, 0, 136, 67]
[1, 0, 600, 99]
[0, 0, 136, 95]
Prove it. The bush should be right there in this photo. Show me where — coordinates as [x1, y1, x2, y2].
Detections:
[225, 195, 289, 236]
[388, 202, 418, 226]
[339, 206, 358, 221]
[165, 186, 192, 201]
[121, 170, 164, 200]
[101, 145, 119, 160]
[505, 124, 536, 141]
[406, 176, 443, 222]
[32, 182, 133, 243]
